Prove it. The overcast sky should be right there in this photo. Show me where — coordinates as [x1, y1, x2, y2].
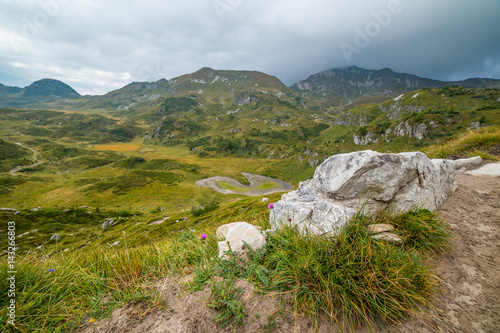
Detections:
[0, 0, 499, 95]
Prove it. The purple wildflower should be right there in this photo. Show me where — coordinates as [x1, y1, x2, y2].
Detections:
[201, 233, 207, 240]
[184, 217, 188, 221]
[48, 269, 55, 273]
[268, 203, 274, 209]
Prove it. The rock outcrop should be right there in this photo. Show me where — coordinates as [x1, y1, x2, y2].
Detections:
[269, 150, 457, 235]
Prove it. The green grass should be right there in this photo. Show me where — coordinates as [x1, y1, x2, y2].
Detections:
[424, 126, 500, 160]
[256, 182, 278, 190]
[0, 204, 450, 332]
[217, 180, 278, 192]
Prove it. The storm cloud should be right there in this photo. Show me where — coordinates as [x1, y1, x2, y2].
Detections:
[0, 0, 499, 95]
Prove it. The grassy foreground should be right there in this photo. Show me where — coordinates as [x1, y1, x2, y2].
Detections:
[0, 204, 451, 333]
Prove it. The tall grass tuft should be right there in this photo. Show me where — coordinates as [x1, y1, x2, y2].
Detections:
[378, 208, 452, 256]
[261, 209, 445, 331]
[424, 125, 500, 159]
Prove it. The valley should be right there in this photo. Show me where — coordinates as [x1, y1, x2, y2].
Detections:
[0, 66, 499, 332]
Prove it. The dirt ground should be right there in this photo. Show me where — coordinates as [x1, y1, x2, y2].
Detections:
[76, 171, 500, 333]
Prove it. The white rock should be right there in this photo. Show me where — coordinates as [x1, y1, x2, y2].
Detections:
[270, 150, 456, 235]
[371, 232, 402, 243]
[367, 224, 394, 235]
[217, 222, 266, 259]
[262, 198, 269, 202]
[452, 156, 482, 170]
[102, 218, 115, 229]
[466, 163, 500, 177]
[216, 222, 262, 240]
[50, 233, 61, 241]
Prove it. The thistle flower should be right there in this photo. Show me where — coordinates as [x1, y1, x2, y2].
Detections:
[268, 203, 274, 209]
[201, 233, 207, 240]
[184, 217, 188, 221]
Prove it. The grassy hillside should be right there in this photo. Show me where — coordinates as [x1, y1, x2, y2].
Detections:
[1, 90, 499, 331]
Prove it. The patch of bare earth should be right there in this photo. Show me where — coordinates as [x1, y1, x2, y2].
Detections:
[75, 173, 500, 333]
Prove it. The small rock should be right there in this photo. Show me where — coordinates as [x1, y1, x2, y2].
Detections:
[262, 198, 269, 202]
[216, 222, 262, 240]
[367, 224, 394, 235]
[371, 232, 402, 243]
[217, 222, 266, 259]
[102, 218, 115, 229]
[473, 189, 490, 196]
[452, 156, 482, 170]
[50, 233, 61, 241]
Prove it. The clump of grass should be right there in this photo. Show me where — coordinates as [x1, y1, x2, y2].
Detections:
[260, 208, 449, 331]
[424, 125, 500, 159]
[378, 208, 452, 255]
[207, 279, 246, 329]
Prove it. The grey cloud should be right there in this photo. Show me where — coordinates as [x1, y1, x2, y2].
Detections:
[0, 0, 498, 95]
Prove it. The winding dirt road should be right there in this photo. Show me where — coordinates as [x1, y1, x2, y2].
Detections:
[195, 172, 292, 196]
[9, 143, 43, 176]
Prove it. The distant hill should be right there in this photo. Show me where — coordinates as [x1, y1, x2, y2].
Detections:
[23, 78, 80, 98]
[0, 83, 22, 97]
[0, 79, 80, 108]
[291, 66, 500, 106]
[1, 66, 500, 112]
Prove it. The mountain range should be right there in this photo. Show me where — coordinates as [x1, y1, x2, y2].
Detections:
[1, 66, 499, 110]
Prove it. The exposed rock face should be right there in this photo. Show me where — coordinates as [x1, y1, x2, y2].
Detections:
[393, 121, 427, 140]
[217, 222, 266, 259]
[233, 92, 257, 106]
[334, 112, 370, 127]
[353, 132, 379, 145]
[269, 150, 457, 235]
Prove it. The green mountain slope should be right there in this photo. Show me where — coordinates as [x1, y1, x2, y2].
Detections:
[291, 66, 500, 107]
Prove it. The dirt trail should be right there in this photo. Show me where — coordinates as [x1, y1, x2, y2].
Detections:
[9, 142, 43, 176]
[76, 172, 500, 333]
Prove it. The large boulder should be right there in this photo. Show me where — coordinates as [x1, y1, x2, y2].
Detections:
[270, 150, 456, 235]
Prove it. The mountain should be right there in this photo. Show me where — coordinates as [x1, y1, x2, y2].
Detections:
[0, 83, 22, 97]
[62, 67, 297, 115]
[0, 78, 81, 108]
[23, 78, 80, 98]
[291, 66, 500, 107]
[2, 66, 500, 112]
